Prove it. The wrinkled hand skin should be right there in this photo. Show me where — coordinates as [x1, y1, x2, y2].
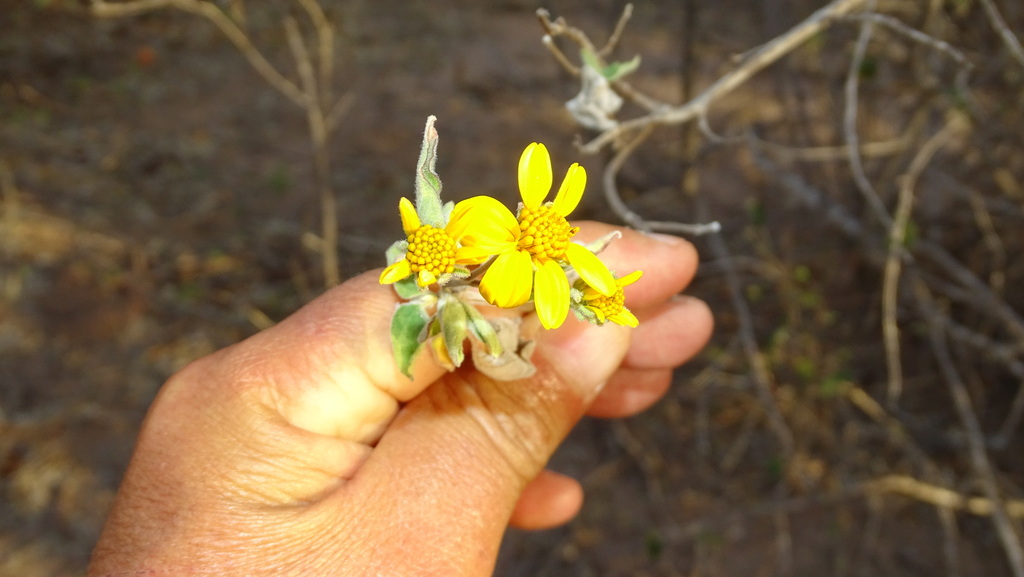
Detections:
[87, 222, 713, 577]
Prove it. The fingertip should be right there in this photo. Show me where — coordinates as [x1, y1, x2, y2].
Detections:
[572, 222, 700, 308]
[625, 295, 714, 369]
[508, 470, 584, 530]
[587, 367, 672, 419]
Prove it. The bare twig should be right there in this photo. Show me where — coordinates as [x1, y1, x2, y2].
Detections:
[598, 3, 633, 58]
[914, 241, 1024, 344]
[646, 220, 721, 236]
[968, 189, 1007, 296]
[882, 118, 961, 405]
[913, 281, 1024, 450]
[938, 487, 962, 577]
[92, 0, 307, 107]
[601, 124, 656, 232]
[844, 13, 973, 82]
[574, 0, 870, 155]
[844, 2, 894, 228]
[284, 15, 339, 287]
[753, 135, 910, 163]
[874, 474, 1024, 518]
[92, 0, 349, 287]
[663, 471, 1024, 549]
[538, 8, 666, 113]
[978, 0, 1024, 69]
[923, 292, 1024, 577]
[294, 0, 334, 107]
[699, 200, 795, 457]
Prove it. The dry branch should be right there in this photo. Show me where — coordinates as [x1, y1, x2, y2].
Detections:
[565, 0, 870, 155]
[978, 0, 1024, 69]
[882, 118, 964, 405]
[91, 0, 350, 287]
[927, 316, 1024, 576]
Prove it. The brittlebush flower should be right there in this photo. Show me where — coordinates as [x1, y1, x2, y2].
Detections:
[379, 196, 511, 287]
[579, 270, 642, 327]
[477, 142, 616, 329]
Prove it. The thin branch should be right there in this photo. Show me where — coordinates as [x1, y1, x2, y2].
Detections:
[598, 3, 633, 58]
[882, 118, 961, 405]
[664, 472, 1024, 546]
[844, 2, 894, 228]
[647, 220, 721, 236]
[754, 135, 910, 162]
[295, 0, 334, 108]
[968, 188, 1006, 296]
[598, 124, 719, 235]
[601, 124, 656, 231]
[284, 14, 340, 287]
[923, 293, 1024, 577]
[844, 12, 973, 70]
[913, 280, 1024, 450]
[538, 9, 669, 113]
[91, 0, 308, 108]
[539, 34, 580, 76]
[978, 0, 1024, 69]
[699, 200, 796, 457]
[576, 0, 870, 154]
[874, 474, 1024, 518]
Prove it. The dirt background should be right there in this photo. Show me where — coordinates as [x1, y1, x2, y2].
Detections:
[3, 0, 1024, 575]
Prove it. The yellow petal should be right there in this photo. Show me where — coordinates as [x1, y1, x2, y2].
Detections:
[480, 249, 533, 308]
[379, 259, 411, 284]
[618, 270, 644, 287]
[429, 334, 456, 371]
[398, 197, 420, 235]
[447, 195, 520, 252]
[534, 259, 570, 329]
[565, 243, 616, 296]
[610, 308, 639, 327]
[417, 269, 437, 287]
[518, 142, 552, 209]
[551, 163, 586, 216]
[454, 245, 493, 265]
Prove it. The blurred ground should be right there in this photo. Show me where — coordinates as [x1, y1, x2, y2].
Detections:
[2, 0, 1024, 575]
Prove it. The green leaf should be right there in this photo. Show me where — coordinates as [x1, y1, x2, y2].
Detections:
[578, 48, 640, 82]
[463, 302, 503, 358]
[603, 55, 641, 81]
[385, 239, 408, 266]
[439, 296, 468, 368]
[441, 200, 455, 223]
[581, 47, 602, 70]
[390, 302, 430, 378]
[393, 275, 423, 300]
[415, 115, 445, 228]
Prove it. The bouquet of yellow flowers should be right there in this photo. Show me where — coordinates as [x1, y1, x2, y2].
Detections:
[380, 117, 641, 380]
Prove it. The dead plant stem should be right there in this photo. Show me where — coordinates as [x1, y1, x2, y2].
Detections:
[882, 118, 960, 405]
[574, 0, 870, 155]
[978, 0, 1024, 69]
[924, 294, 1024, 577]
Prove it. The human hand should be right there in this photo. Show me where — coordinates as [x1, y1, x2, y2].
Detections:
[87, 222, 713, 577]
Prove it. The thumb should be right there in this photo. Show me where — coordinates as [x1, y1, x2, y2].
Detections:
[330, 321, 631, 575]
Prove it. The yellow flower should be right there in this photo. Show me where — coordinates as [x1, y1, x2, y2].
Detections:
[478, 142, 616, 330]
[579, 270, 642, 327]
[379, 196, 511, 287]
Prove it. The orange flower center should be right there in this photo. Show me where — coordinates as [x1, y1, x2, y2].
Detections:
[406, 225, 457, 277]
[517, 205, 578, 261]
